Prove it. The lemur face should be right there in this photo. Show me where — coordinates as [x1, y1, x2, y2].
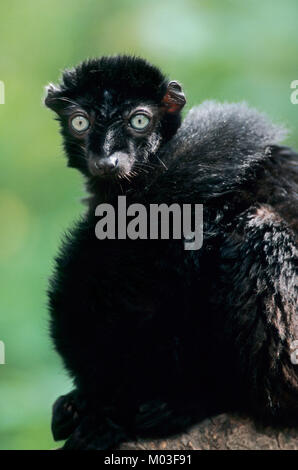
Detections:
[45, 56, 185, 180]
[49, 91, 165, 179]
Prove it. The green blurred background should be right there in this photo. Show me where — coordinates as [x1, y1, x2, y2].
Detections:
[0, 0, 297, 450]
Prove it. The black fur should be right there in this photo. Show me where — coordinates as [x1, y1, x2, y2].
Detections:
[45, 55, 298, 450]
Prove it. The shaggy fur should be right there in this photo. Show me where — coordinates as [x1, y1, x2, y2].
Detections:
[45, 55, 298, 450]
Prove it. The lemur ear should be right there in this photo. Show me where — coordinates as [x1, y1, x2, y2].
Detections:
[162, 81, 186, 113]
[44, 83, 67, 113]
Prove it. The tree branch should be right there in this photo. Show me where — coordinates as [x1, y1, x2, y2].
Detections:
[119, 413, 298, 450]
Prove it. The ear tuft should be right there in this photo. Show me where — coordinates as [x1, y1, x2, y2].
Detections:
[162, 81, 186, 113]
[44, 83, 63, 112]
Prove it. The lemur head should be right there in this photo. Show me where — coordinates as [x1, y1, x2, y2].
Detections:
[45, 55, 186, 180]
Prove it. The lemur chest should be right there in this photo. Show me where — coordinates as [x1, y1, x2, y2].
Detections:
[57, 232, 188, 327]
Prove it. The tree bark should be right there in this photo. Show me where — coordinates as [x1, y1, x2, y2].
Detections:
[119, 413, 298, 450]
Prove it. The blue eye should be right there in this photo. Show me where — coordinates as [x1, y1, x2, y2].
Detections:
[130, 113, 150, 130]
[71, 115, 90, 132]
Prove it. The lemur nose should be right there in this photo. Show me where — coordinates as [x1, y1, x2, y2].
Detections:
[89, 156, 118, 176]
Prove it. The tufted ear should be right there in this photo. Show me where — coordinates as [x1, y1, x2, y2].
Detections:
[44, 83, 69, 113]
[161, 81, 186, 114]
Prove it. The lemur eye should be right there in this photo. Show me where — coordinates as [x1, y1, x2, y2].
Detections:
[130, 113, 150, 130]
[71, 115, 90, 133]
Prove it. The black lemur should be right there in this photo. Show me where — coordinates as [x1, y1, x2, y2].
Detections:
[45, 55, 298, 450]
